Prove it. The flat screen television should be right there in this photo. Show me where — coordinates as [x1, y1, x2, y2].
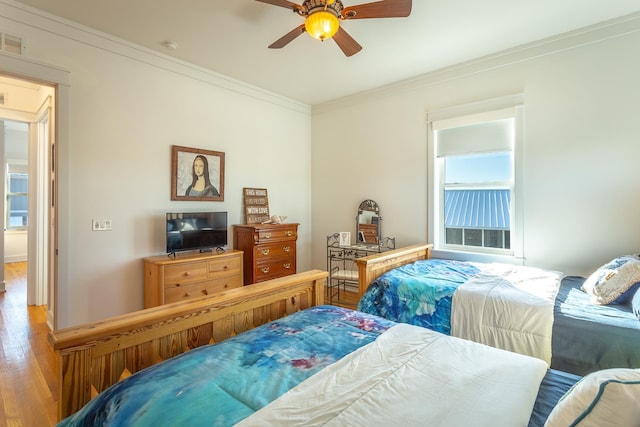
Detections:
[166, 211, 228, 255]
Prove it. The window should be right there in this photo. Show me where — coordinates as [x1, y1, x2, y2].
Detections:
[427, 95, 523, 260]
[443, 145, 512, 251]
[6, 163, 28, 230]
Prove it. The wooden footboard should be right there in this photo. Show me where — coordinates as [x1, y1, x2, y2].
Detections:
[48, 269, 327, 421]
[356, 243, 432, 297]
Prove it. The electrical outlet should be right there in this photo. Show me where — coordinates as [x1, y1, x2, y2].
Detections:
[92, 219, 112, 231]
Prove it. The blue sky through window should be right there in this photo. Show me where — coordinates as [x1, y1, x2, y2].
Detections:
[445, 152, 511, 184]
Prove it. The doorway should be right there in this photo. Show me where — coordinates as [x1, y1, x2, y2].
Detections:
[0, 74, 55, 328]
[2, 119, 29, 292]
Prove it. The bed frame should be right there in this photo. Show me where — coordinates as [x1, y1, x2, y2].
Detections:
[48, 269, 327, 421]
[356, 243, 432, 297]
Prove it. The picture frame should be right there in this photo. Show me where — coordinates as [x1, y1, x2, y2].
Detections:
[171, 145, 225, 201]
[339, 231, 351, 247]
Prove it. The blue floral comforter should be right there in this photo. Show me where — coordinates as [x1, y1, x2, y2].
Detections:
[357, 259, 480, 333]
[57, 306, 395, 427]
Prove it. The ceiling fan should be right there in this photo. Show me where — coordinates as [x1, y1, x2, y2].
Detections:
[256, 0, 412, 57]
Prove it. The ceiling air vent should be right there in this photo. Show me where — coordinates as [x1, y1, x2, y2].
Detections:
[1, 32, 25, 55]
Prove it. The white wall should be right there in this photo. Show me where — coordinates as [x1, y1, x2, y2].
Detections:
[5, 231, 26, 262]
[311, 15, 640, 278]
[0, 1, 312, 327]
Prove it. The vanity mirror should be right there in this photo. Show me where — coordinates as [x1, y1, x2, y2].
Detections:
[356, 199, 380, 244]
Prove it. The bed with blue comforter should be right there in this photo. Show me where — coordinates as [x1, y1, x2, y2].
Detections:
[357, 259, 480, 334]
[357, 259, 640, 376]
[58, 305, 577, 427]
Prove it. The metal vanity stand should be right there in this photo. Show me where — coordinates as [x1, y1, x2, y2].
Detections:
[326, 199, 395, 308]
[326, 233, 395, 307]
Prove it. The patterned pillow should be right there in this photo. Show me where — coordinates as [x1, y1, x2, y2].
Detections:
[632, 288, 640, 321]
[581, 255, 640, 305]
[544, 368, 640, 427]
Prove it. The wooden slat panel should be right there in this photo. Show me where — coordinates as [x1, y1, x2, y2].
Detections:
[252, 305, 268, 326]
[58, 349, 91, 421]
[270, 299, 285, 320]
[233, 310, 252, 335]
[125, 341, 154, 375]
[188, 323, 214, 349]
[212, 316, 235, 343]
[91, 352, 108, 394]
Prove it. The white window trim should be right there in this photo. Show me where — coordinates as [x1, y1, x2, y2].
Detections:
[6, 160, 28, 231]
[427, 94, 524, 264]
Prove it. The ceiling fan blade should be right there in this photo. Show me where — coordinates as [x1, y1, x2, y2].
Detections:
[268, 24, 306, 49]
[342, 0, 412, 19]
[255, 0, 304, 13]
[332, 27, 363, 57]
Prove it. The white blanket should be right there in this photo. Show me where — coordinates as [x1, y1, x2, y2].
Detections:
[237, 323, 548, 427]
[451, 264, 562, 364]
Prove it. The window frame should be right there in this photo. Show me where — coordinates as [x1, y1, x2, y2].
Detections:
[6, 161, 28, 231]
[427, 94, 524, 263]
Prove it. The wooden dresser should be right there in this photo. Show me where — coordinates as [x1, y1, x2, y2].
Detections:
[143, 250, 243, 308]
[233, 223, 298, 285]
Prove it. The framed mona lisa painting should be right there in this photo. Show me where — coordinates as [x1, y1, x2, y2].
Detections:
[171, 145, 225, 201]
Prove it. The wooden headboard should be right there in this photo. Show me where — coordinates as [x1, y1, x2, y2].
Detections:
[356, 243, 432, 297]
[49, 269, 327, 421]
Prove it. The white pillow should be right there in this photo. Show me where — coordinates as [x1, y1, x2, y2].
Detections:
[544, 368, 640, 427]
[581, 255, 640, 304]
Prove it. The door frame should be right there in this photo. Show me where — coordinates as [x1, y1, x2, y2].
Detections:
[0, 52, 70, 330]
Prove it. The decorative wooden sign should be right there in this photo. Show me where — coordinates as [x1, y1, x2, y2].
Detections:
[243, 187, 270, 224]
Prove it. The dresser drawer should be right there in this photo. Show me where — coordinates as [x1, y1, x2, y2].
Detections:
[255, 243, 295, 260]
[208, 256, 242, 277]
[257, 226, 297, 243]
[164, 277, 241, 303]
[255, 258, 296, 281]
[164, 261, 208, 286]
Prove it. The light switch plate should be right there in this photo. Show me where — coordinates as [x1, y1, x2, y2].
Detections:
[92, 219, 112, 231]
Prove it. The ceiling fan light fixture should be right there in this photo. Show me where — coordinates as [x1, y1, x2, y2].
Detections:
[304, 10, 339, 41]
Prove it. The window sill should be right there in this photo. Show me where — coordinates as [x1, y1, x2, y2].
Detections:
[5, 229, 28, 234]
[431, 248, 524, 266]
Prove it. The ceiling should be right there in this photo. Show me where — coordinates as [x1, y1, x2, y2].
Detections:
[12, 0, 640, 105]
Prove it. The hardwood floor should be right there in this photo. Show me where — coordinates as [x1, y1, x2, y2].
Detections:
[0, 262, 57, 427]
[327, 287, 360, 310]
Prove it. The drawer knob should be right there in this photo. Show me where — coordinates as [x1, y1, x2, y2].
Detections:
[263, 232, 272, 239]
[283, 263, 291, 269]
[283, 246, 290, 253]
[261, 266, 270, 273]
[184, 271, 191, 277]
[202, 289, 208, 296]
[224, 284, 228, 288]
[223, 264, 229, 270]
[285, 231, 292, 237]
[185, 292, 191, 297]
[261, 249, 270, 255]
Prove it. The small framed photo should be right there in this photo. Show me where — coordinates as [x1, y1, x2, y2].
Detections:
[339, 231, 351, 247]
[171, 145, 225, 201]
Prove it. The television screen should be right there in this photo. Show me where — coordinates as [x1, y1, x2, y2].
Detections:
[166, 211, 228, 254]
